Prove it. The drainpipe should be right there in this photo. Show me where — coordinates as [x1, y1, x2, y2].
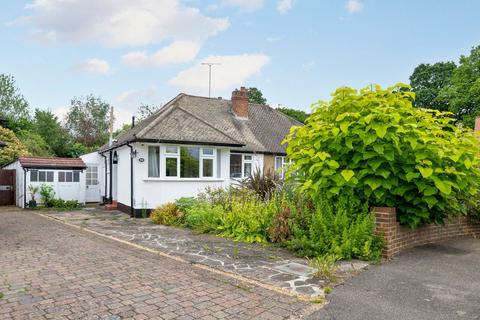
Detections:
[126, 142, 134, 218]
[109, 150, 113, 204]
[23, 168, 27, 208]
[100, 153, 108, 204]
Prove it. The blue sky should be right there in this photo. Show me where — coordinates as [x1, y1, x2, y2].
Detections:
[1, 0, 480, 127]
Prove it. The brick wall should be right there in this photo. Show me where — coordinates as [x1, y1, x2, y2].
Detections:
[373, 207, 480, 258]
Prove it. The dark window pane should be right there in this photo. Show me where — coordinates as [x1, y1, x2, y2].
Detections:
[30, 171, 38, 182]
[58, 172, 65, 182]
[66, 172, 73, 182]
[166, 158, 178, 177]
[202, 159, 213, 177]
[46, 171, 54, 182]
[148, 146, 160, 177]
[39, 171, 46, 182]
[230, 154, 242, 178]
[73, 172, 80, 182]
[180, 147, 199, 178]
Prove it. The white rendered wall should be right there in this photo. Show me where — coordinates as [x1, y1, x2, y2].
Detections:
[80, 151, 106, 201]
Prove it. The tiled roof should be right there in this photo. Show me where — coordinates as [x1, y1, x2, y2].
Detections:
[100, 93, 302, 154]
[18, 157, 87, 169]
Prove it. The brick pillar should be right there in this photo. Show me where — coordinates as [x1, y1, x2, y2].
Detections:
[372, 207, 397, 258]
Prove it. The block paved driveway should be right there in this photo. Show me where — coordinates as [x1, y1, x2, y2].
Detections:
[308, 238, 480, 320]
[0, 209, 312, 319]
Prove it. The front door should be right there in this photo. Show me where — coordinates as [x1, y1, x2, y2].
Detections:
[85, 166, 100, 202]
[0, 169, 15, 206]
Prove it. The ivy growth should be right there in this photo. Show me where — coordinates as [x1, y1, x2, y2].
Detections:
[284, 84, 480, 228]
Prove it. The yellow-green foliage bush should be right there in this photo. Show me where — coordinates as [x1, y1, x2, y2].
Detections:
[150, 202, 181, 226]
[284, 84, 480, 228]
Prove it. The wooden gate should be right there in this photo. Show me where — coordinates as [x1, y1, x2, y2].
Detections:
[0, 169, 15, 206]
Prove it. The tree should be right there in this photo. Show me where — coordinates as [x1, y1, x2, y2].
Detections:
[0, 74, 32, 132]
[34, 109, 72, 156]
[247, 87, 267, 105]
[277, 107, 309, 124]
[112, 123, 132, 138]
[439, 46, 480, 128]
[17, 130, 53, 157]
[284, 84, 480, 229]
[137, 103, 162, 121]
[409, 62, 456, 111]
[0, 126, 30, 166]
[65, 95, 111, 147]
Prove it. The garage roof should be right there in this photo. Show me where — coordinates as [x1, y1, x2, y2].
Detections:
[18, 157, 87, 169]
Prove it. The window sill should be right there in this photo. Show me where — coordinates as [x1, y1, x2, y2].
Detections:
[143, 178, 225, 182]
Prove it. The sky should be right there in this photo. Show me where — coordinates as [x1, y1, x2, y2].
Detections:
[1, 0, 480, 128]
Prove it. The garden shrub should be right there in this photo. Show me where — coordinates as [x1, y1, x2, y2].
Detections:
[239, 168, 281, 200]
[184, 202, 224, 233]
[284, 84, 480, 228]
[48, 198, 81, 209]
[39, 184, 55, 206]
[286, 193, 384, 260]
[150, 202, 182, 226]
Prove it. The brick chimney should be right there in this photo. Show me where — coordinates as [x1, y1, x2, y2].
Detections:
[231, 87, 249, 118]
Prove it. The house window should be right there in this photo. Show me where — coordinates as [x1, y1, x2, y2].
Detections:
[180, 146, 200, 178]
[275, 156, 287, 178]
[148, 146, 160, 177]
[201, 148, 215, 178]
[160, 145, 217, 179]
[58, 171, 77, 182]
[30, 170, 54, 182]
[230, 154, 254, 178]
[86, 167, 98, 185]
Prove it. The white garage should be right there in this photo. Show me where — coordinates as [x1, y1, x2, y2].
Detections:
[3, 156, 87, 208]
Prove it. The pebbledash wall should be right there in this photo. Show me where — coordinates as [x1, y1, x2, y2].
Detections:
[373, 207, 480, 258]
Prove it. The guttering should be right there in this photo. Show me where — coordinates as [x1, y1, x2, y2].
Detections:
[99, 138, 244, 153]
[23, 167, 27, 208]
[109, 150, 113, 203]
[100, 153, 108, 203]
[126, 142, 135, 217]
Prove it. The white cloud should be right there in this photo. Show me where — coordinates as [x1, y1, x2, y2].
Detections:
[122, 40, 201, 66]
[74, 58, 111, 75]
[221, 0, 264, 12]
[266, 36, 282, 43]
[20, 0, 229, 65]
[169, 54, 271, 95]
[277, 0, 295, 14]
[301, 60, 316, 71]
[345, 0, 363, 13]
[116, 85, 159, 105]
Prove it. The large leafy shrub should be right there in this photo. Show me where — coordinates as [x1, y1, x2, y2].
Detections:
[284, 84, 480, 228]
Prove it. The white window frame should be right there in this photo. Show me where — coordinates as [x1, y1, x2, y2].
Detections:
[158, 144, 218, 180]
[230, 153, 254, 179]
[30, 170, 54, 183]
[275, 156, 288, 179]
[147, 146, 160, 178]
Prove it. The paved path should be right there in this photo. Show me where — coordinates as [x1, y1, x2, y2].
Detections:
[0, 210, 314, 319]
[308, 238, 480, 320]
[43, 209, 367, 299]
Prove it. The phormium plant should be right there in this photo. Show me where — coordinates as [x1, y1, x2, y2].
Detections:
[284, 84, 480, 228]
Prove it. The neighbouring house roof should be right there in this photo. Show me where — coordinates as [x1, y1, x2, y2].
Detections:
[100, 93, 302, 154]
[17, 156, 87, 169]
